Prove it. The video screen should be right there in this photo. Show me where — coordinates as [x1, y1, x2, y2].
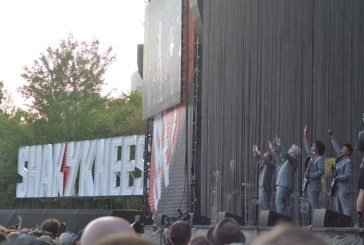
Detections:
[142, 0, 182, 119]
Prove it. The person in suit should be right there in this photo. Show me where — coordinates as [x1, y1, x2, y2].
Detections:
[303, 125, 325, 210]
[270, 136, 301, 217]
[328, 130, 353, 217]
[354, 115, 364, 227]
[252, 144, 275, 210]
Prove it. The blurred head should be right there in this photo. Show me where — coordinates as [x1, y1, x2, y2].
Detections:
[38, 235, 56, 245]
[40, 218, 61, 238]
[188, 236, 212, 245]
[0, 225, 6, 234]
[288, 144, 301, 157]
[94, 233, 154, 245]
[81, 216, 134, 245]
[15, 233, 45, 245]
[252, 224, 325, 245]
[59, 232, 76, 245]
[7, 231, 20, 241]
[0, 232, 7, 243]
[169, 221, 191, 245]
[207, 218, 245, 245]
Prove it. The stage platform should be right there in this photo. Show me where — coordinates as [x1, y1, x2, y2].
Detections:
[143, 225, 364, 245]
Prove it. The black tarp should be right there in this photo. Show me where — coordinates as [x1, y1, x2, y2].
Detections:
[197, 0, 364, 225]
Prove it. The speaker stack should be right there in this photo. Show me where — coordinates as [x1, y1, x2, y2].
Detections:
[217, 212, 245, 226]
[258, 210, 292, 226]
[312, 209, 351, 227]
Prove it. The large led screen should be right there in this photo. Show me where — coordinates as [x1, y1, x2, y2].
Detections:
[142, 0, 182, 119]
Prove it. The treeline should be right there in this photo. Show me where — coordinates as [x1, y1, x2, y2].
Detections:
[0, 35, 145, 208]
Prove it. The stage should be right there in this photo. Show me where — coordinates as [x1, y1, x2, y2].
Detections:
[143, 225, 364, 245]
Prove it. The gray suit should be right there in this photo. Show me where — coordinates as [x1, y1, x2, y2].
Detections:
[273, 145, 299, 216]
[331, 139, 353, 216]
[255, 154, 274, 210]
[303, 139, 325, 209]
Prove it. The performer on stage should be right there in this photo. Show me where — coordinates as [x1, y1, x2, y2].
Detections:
[328, 130, 353, 217]
[252, 144, 275, 210]
[354, 114, 364, 227]
[270, 136, 301, 217]
[303, 125, 325, 210]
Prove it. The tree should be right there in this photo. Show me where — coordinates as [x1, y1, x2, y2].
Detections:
[19, 34, 116, 143]
[0, 81, 16, 115]
[92, 91, 145, 138]
[0, 109, 32, 208]
[0, 90, 145, 208]
[0, 35, 146, 209]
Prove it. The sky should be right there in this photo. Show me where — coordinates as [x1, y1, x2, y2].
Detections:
[0, 0, 147, 108]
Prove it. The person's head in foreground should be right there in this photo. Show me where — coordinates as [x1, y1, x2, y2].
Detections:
[81, 216, 134, 245]
[252, 223, 326, 245]
[207, 218, 245, 245]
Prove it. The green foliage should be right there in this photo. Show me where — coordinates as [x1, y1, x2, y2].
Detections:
[19, 34, 116, 143]
[92, 91, 145, 138]
[0, 35, 145, 209]
[0, 110, 31, 208]
[0, 83, 27, 208]
[0, 81, 16, 116]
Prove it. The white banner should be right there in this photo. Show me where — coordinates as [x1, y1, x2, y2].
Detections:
[16, 135, 145, 198]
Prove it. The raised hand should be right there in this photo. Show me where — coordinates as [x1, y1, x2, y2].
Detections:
[328, 129, 334, 138]
[304, 125, 308, 135]
[252, 144, 261, 155]
[18, 215, 23, 230]
[274, 134, 281, 146]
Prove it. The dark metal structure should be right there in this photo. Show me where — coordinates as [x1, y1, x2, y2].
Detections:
[143, 119, 153, 219]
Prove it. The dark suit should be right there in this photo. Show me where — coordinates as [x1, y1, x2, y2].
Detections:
[331, 139, 352, 216]
[303, 139, 325, 209]
[272, 145, 299, 216]
[255, 154, 274, 210]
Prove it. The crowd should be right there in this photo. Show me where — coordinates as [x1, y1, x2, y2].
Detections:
[0, 215, 82, 245]
[0, 215, 327, 245]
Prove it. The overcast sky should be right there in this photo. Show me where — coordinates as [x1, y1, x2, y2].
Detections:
[0, 0, 147, 108]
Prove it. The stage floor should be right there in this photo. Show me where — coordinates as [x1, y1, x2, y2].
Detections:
[143, 225, 364, 245]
